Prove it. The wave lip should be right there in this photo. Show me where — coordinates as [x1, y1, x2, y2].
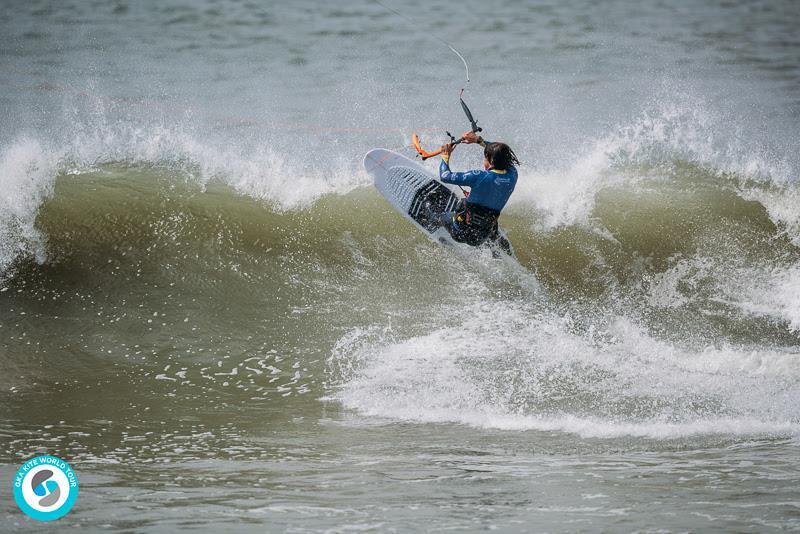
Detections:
[0, 119, 369, 278]
[0, 138, 57, 276]
[510, 94, 800, 249]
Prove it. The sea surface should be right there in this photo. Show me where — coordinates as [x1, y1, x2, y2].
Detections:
[1, 0, 800, 531]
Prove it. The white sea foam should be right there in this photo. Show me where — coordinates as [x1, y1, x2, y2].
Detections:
[646, 254, 800, 333]
[57, 115, 367, 210]
[0, 138, 58, 276]
[723, 263, 800, 333]
[739, 183, 800, 247]
[332, 297, 800, 439]
[509, 94, 799, 246]
[509, 97, 715, 229]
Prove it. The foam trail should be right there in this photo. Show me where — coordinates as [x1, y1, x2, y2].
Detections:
[332, 298, 800, 439]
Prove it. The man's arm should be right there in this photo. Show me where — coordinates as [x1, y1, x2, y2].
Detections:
[462, 131, 490, 147]
[439, 149, 481, 187]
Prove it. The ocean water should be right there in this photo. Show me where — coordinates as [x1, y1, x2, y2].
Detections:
[1, 0, 800, 531]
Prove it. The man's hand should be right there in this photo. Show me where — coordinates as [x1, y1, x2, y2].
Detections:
[461, 131, 480, 144]
[440, 143, 456, 156]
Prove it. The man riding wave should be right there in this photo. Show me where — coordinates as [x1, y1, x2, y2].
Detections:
[437, 131, 519, 252]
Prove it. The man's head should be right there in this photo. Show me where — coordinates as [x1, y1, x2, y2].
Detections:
[483, 142, 520, 171]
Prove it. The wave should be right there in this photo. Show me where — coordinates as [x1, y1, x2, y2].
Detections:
[2, 93, 799, 440]
[0, 121, 366, 279]
[2, 97, 799, 340]
[512, 95, 799, 243]
[330, 306, 800, 440]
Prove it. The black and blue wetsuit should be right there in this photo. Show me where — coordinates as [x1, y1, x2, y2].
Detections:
[438, 145, 517, 247]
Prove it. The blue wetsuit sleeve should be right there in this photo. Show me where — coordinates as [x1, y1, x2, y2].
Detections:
[439, 157, 481, 187]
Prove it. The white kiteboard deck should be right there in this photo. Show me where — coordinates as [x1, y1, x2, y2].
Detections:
[364, 148, 514, 257]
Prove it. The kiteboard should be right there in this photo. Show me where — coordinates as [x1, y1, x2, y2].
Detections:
[364, 148, 514, 257]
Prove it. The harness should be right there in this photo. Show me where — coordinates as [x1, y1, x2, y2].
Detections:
[450, 199, 500, 246]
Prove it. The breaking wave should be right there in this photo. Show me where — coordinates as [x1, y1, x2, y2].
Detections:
[2, 94, 798, 441]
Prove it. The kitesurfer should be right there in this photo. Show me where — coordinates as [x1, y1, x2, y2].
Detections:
[437, 132, 519, 250]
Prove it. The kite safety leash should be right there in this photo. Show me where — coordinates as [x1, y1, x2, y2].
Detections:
[373, 0, 470, 86]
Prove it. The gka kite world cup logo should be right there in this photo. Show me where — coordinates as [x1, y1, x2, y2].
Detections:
[13, 456, 78, 521]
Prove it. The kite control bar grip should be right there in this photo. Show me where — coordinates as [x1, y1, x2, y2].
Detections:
[445, 131, 465, 145]
[412, 130, 475, 161]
